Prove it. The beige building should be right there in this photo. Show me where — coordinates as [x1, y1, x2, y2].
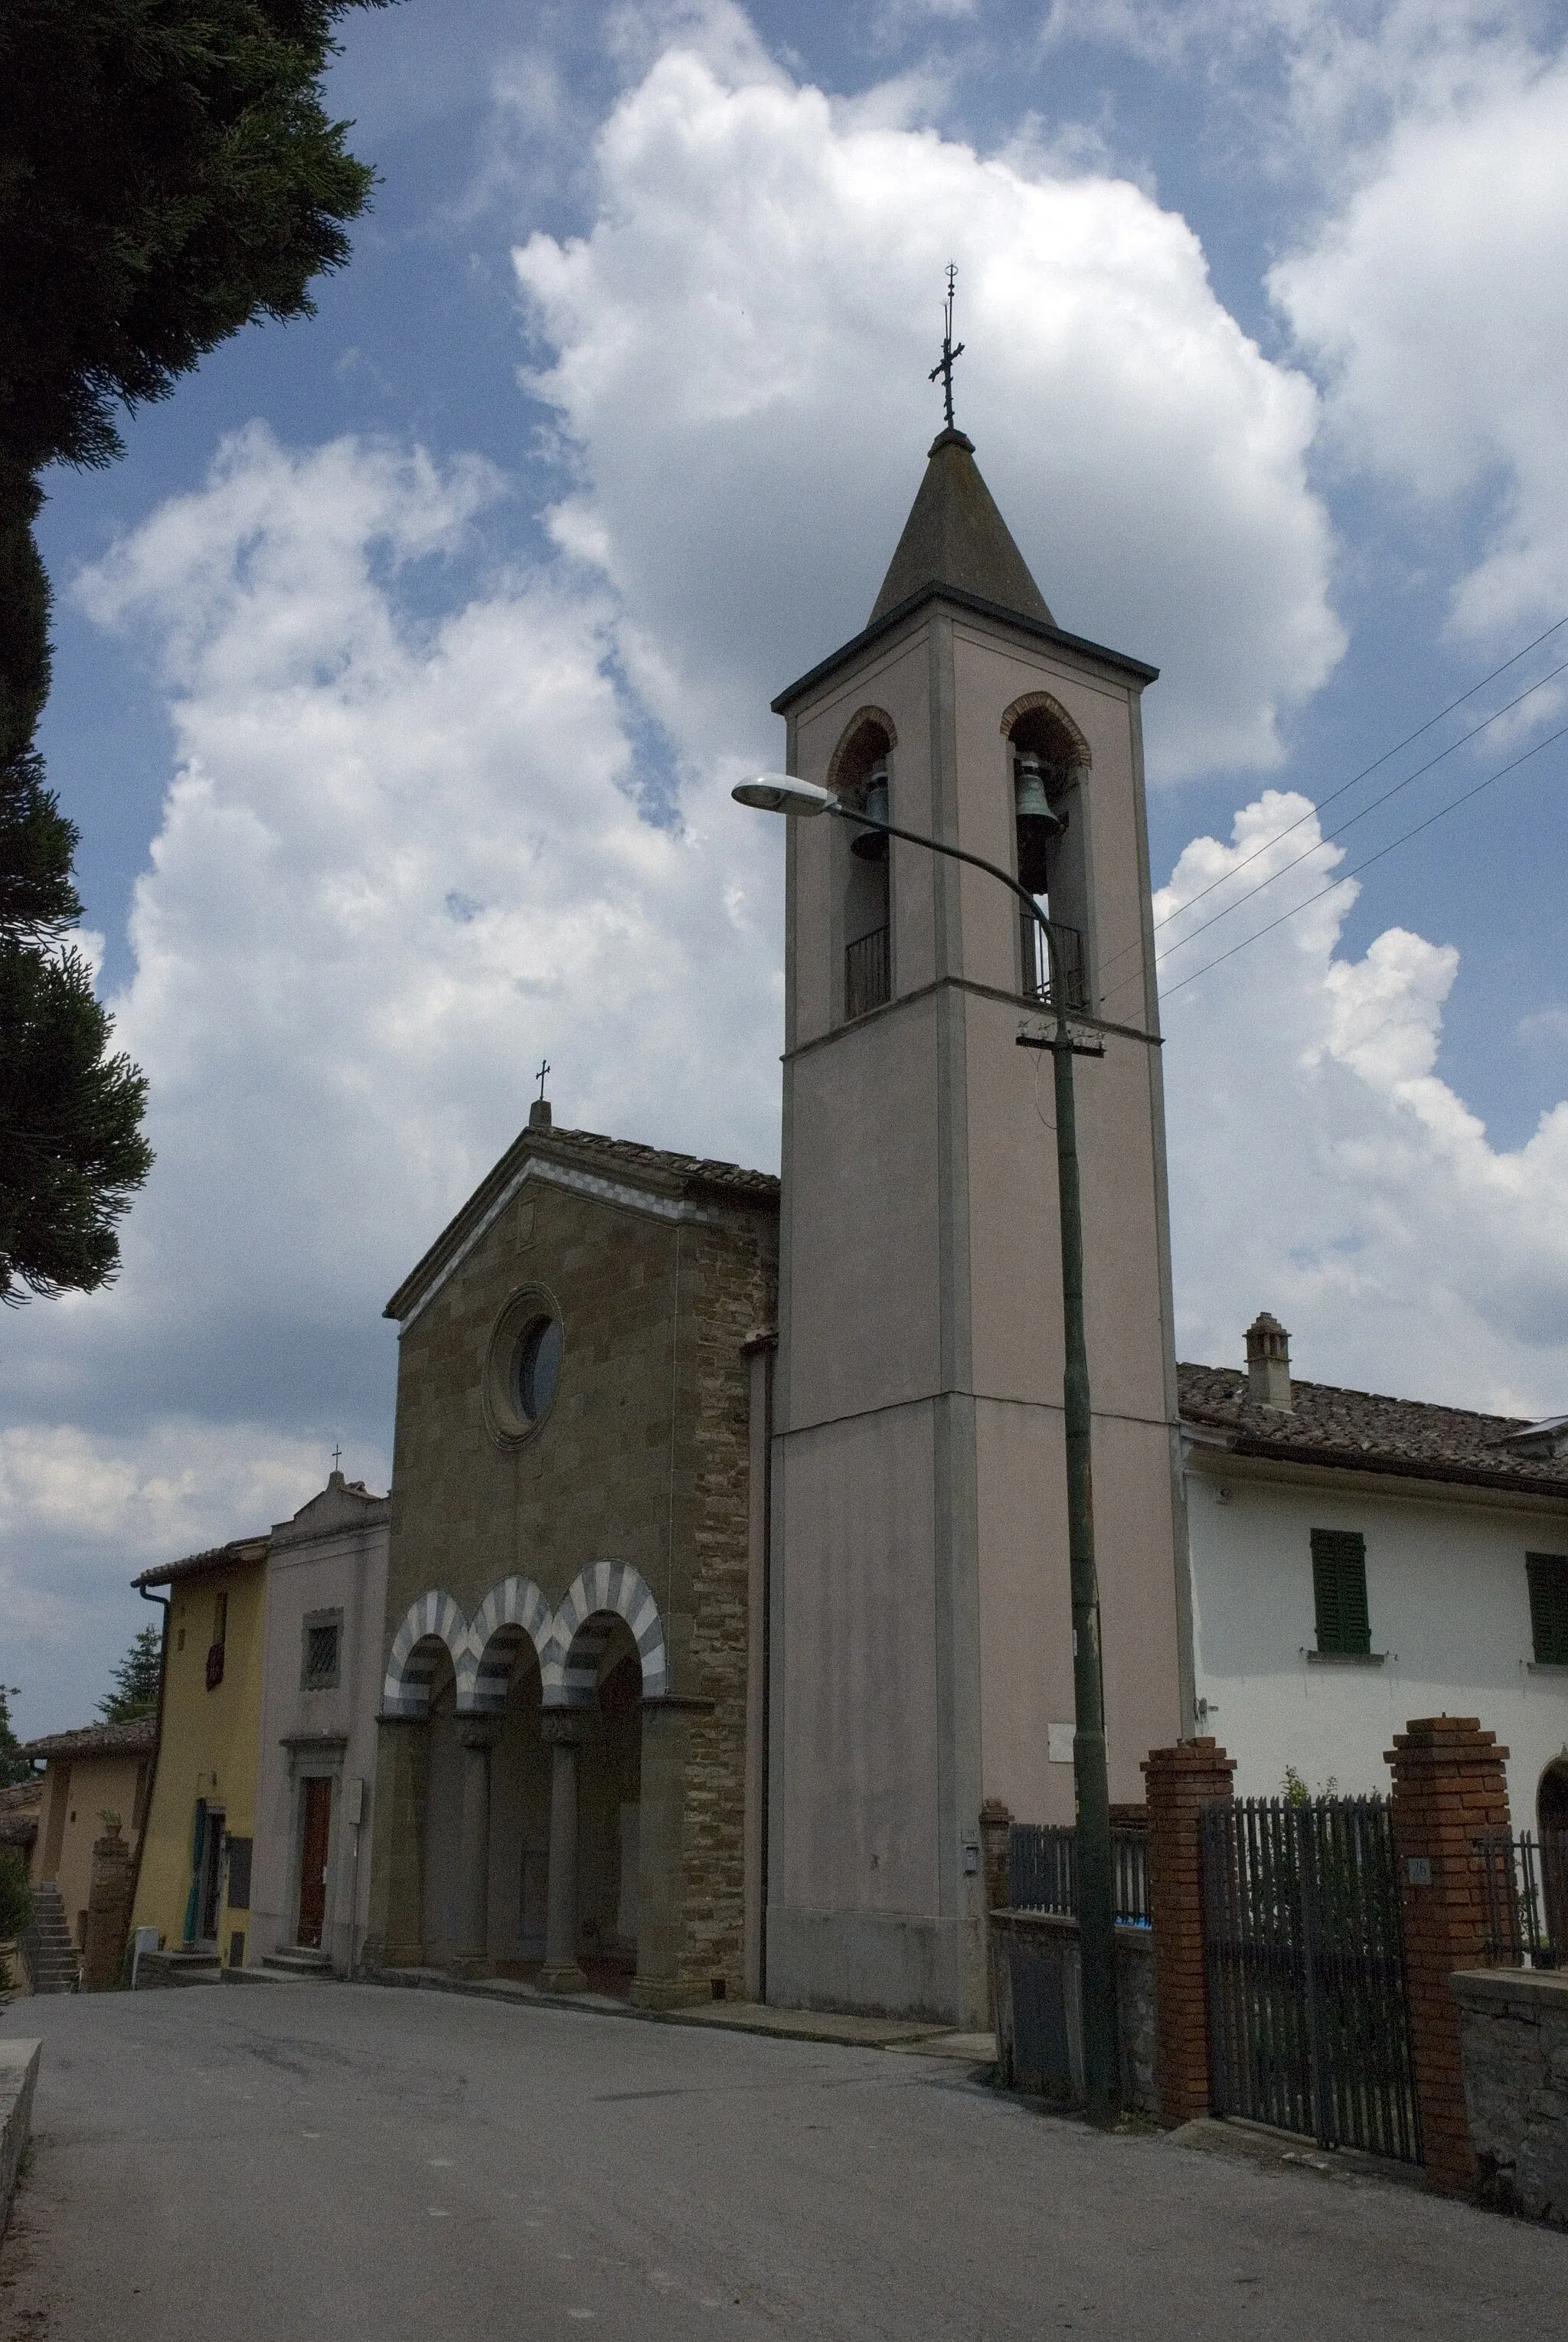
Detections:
[765, 426, 1189, 2024]
[364, 1109, 777, 2005]
[18, 1715, 156, 1955]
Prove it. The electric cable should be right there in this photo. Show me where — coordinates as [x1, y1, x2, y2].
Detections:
[1157, 717, 1568, 1005]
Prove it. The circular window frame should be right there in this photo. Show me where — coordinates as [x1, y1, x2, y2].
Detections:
[483, 1285, 565, 1448]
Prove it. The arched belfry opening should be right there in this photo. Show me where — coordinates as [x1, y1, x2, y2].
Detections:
[829, 709, 896, 1021]
[1003, 694, 1092, 1009]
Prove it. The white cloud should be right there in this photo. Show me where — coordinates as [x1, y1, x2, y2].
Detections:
[1272, 47, 1568, 645]
[1157, 792, 1568, 1411]
[0, 1419, 337, 1739]
[512, 42, 1343, 778]
[0, 419, 785, 1728]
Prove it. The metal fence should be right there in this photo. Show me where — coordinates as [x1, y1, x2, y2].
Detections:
[1008, 1821, 1150, 1927]
[1475, 1830, 1568, 1968]
[1200, 1795, 1420, 2164]
[844, 925, 890, 1020]
[1020, 911, 1088, 1010]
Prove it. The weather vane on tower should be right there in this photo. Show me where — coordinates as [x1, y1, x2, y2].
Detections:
[928, 263, 964, 432]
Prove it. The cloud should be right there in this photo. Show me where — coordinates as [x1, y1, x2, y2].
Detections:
[0, 1419, 335, 1739]
[1271, 46, 1568, 646]
[0, 420, 785, 1727]
[512, 41, 1343, 779]
[1157, 792, 1568, 1410]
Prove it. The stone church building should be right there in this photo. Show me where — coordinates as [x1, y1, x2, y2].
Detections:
[364, 1110, 778, 2004]
[366, 419, 1190, 2024]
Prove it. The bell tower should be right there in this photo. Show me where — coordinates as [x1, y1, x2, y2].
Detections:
[766, 423, 1191, 2025]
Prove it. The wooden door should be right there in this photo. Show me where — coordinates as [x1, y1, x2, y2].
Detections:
[297, 1777, 332, 1948]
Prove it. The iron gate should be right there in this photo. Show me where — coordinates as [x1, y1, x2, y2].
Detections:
[1200, 1796, 1421, 2164]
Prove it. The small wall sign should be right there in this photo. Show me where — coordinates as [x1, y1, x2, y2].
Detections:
[1406, 1855, 1432, 1886]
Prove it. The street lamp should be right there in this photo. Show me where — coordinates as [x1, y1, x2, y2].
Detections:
[734, 772, 1122, 2124]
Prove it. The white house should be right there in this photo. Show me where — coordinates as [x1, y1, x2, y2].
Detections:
[250, 1471, 390, 1974]
[1182, 1314, 1568, 1836]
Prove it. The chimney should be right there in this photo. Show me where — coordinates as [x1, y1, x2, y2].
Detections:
[1245, 1311, 1292, 1409]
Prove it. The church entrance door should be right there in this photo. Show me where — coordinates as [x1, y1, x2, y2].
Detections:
[297, 1777, 332, 1948]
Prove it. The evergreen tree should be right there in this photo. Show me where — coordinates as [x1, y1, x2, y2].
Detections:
[0, 1686, 33, 1788]
[98, 1623, 164, 1723]
[0, 2, 387, 1300]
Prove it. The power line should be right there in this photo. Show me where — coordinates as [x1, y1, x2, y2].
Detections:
[1158, 717, 1568, 1004]
[1151, 611, 1568, 940]
[1150, 650, 1568, 976]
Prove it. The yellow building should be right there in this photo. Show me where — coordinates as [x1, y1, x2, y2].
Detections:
[131, 1537, 268, 1970]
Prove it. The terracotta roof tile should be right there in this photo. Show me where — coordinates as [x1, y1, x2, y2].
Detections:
[1178, 1362, 1568, 1500]
[18, 1712, 158, 1762]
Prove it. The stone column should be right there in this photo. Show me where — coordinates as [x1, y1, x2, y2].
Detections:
[1387, 1716, 1512, 2196]
[82, 1827, 133, 1992]
[452, 1718, 501, 1977]
[1142, 1738, 1236, 2127]
[540, 1713, 588, 1994]
[363, 1716, 428, 1972]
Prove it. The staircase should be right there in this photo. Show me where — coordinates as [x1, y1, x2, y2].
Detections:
[262, 1946, 335, 1980]
[21, 1882, 80, 1994]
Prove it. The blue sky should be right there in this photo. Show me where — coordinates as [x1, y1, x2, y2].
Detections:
[8, 0, 1568, 1732]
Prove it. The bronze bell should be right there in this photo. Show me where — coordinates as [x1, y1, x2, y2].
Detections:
[851, 762, 890, 861]
[1014, 752, 1066, 893]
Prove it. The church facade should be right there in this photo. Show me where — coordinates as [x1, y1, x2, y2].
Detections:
[364, 1109, 778, 2004]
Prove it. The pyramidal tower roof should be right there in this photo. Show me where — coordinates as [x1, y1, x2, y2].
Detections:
[868, 427, 1054, 629]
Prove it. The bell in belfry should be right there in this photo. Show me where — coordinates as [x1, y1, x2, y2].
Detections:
[850, 760, 890, 860]
[1014, 750, 1065, 893]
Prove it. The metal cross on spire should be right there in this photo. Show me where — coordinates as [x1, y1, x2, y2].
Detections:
[536, 1057, 550, 1103]
[928, 262, 965, 431]
[332, 1442, 342, 1472]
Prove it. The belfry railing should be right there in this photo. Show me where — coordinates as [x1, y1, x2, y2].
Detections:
[844, 923, 890, 1020]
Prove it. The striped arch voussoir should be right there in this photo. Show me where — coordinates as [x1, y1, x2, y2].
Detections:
[381, 1589, 466, 1717]
[461, 1576, 553, 1713]
[541, 1560, 669, 1710]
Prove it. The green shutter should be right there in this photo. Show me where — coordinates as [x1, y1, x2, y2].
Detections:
[1527, 1553, 1568, 1667]
[1312, 1530, 1370, 1655]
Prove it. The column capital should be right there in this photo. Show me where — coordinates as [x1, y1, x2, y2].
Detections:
[540, 1709, 587, 1746]
[454, 1716, 503, 1752]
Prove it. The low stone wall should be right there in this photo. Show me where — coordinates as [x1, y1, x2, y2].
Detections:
[988, 1909, 1158, 2115]
[0, 2040, 41, 2242]
[1454, 1967, 1568, 2227]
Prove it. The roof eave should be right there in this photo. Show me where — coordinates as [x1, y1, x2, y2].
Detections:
[1181, 1419, 1568, 1504]
[771, 582, 1159, 716]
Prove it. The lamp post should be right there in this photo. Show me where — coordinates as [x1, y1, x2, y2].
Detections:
[733, 773, 1121, 2124]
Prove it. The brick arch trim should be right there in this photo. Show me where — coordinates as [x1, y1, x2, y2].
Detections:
[382, 1589, 466, 1718]
[542, 1560, 669, 1709]
[827, 704, 899, 793]
[1000, 689, 1091, 769]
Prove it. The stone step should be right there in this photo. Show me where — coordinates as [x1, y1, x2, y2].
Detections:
[261, 1949, 336, 1979]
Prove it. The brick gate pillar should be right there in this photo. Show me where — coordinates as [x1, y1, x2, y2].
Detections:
[1387, 1716, 1511, 2196]
[82, 1827, 133, 1991]
[1142, 1739, 1235, 2127]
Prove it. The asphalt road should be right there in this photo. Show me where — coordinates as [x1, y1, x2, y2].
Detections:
[2, 1983, 1564, 2340]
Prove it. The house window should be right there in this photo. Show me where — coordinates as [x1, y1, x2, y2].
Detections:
[302, 1610, 343, 1690]
[1526, 1553, 1568, 1666]
[1311, 1529, 1370, 1655]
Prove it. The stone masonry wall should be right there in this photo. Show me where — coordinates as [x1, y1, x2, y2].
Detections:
[1455, 1967, 1568, 2228]
[674, 1215, 776, 1993]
